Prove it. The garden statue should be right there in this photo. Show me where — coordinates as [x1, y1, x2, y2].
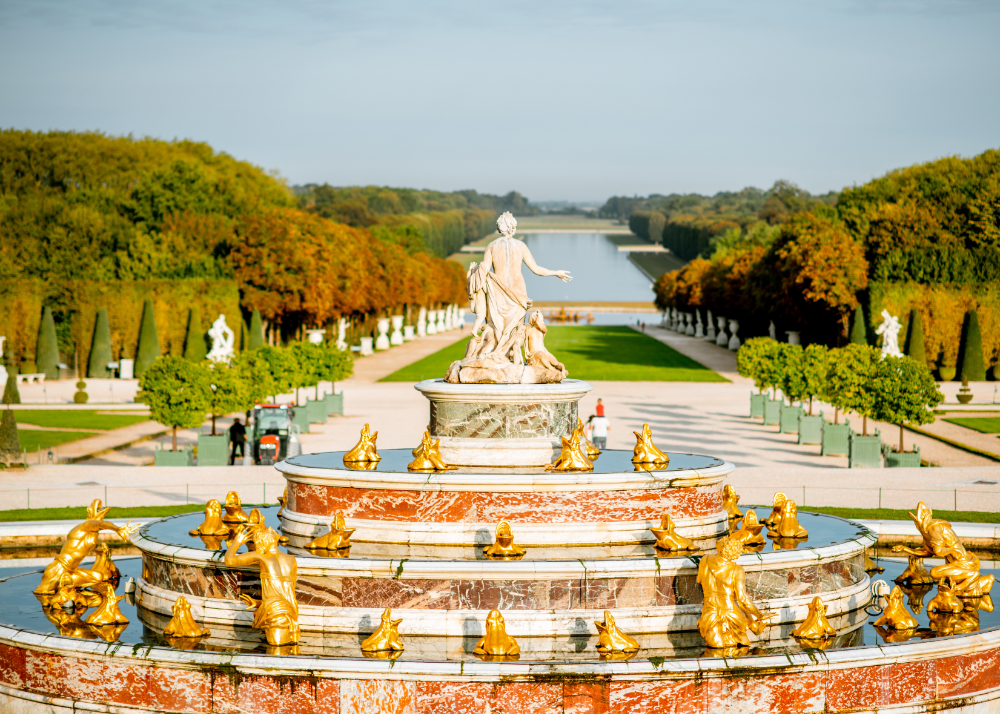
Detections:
[722, 484, 742, 520]
[927, 579, 964, 614]
[767, 498, 809, 539]
[631, 423, 669, 465]
[90, 543, 120, 582]
[305, 512, 355, 551]
[375, 318, 390, 350]
[344, 423, 381, 464]
[650, 513, 697, 552]
[336, 317, 348, 351]
[546, 428, 593, 472]
[715, 316, 728, 346]
[408, 430, 456, 472]
[474, 609, 520, 657]
[445, 212, 572, 384]
[873, 586, 919, 630]
[876, 309, 903, 358]
[523, 311, 568, 382]
[595, 611, 639, 654]
[768, 321, 776, 340]
[694, 311, 704, 338]
[35, 499, 138, 595]
[483, 520, 527, 559]
[790, 596, 836, 640]
[696, 537, 774, 648]
[226, 525, 300, 646]
[206, 314, 235, 362]
[705, 310, 716, 340]
[727, 319, 741, 351]
[85, 581, 128, 626]
[576, 417, 601, 458]
[189, 499, 230, 536]
[730, 510, 766, 548]
[361, 608, 405, 653]
[164, 595, 211, 638]
[221, 491, 250, 525]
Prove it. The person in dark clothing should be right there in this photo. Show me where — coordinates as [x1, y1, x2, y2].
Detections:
[229, 418, 247, 465]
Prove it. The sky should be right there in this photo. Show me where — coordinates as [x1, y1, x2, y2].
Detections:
[1, 0, 998, 201]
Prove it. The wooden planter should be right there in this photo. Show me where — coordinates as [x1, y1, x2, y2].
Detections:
[848, 430, 883, 468]
[306, 398, 327, 424]
[154, 447, 194, 467]
[291, 405, 310, 434]
[325, 391, 344, 416]
[798, 414, 824, 445]
[821, 420, 852, 456]
[779, 404, 803, 434]
[763, 398, 782, 426]
[750, 393, 765, 419]
[884, 445, 921, 468]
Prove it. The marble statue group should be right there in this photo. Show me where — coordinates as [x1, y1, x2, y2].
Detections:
[445, 212, 572, 384]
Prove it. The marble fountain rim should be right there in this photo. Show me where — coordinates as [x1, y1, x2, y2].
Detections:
[136, 575, 871, 634]
[276, 453, 735, 492]
[414, 378, 594, 403]
[278, 509, 730, 546]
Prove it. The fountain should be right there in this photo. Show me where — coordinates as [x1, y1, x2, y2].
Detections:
[1, 214, 999, 713]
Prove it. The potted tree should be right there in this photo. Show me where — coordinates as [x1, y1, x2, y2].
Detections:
[821, 345, 874, 457]
[877, 355, 943, 467]
[138, 356, 210, 467]
[798, 344, 829, 445]
[199, 361, 252, 467]
[317, 343, 353, 417]
[290, 342, 329, 426]
[825, 345, 884, 467]
[736, 338, 773, 419]
[777, 344, 806, 434]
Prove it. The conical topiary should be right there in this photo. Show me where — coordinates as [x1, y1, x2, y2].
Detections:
[36, 306, 60, 380]
[87, 308, 113, 378]
[959, 309, 986, 382]
[182, 307, 207, 362]
[239, 319, 250, 351]
[249, 309, 265, 350]
[904, 310, 926, 367]
[2, 374, 20, 405]
[849, 304, 867, 345]
[134, 299, 161, 378]
[0, 409, 20, 461]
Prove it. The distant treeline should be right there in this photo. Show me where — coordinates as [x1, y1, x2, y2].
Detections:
[295, 185, 537, 257]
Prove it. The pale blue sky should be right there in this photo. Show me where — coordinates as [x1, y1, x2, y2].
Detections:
[1, 1, 998, 200]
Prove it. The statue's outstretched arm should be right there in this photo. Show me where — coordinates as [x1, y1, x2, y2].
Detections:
[521, 246, 572, 283]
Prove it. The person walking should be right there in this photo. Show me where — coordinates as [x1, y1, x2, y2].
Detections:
[590, 404, 610, 451]
[229, 417, 247, 465]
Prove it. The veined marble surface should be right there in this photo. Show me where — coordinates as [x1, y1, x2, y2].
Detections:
[430, 400, 577, 439]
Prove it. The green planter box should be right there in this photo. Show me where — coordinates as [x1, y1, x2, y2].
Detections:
[750, 393, 765, 419]
[197, 434, 229, 467]
[779, 405, 803, 434]
[154, 448, 193, 467]
[849, 431, 883, 468]
[821, 420, 852, 457]
[798, 414, 824, 445]
[325, 392, 344, 417]
[306, 398, 327, 425]
[290, 405, 310, 434]
[763, 398, 782, 426]
[884, 445, 921, 468]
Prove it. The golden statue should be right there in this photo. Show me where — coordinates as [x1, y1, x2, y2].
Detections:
[546, 429, 593, 472]
[577, 418, 601, 458]
[631, 423, 669, 465]
[895, 555, 934, 585]
[35, 499, 138, 595]
[473, 609, 520, 658]
[928, 579, 964, 614]
[761, 492, 786, 526]
[873, 585, 919, 630]
[595, 611, 639, 654]
[225, 525, 300, 646]
[41, 604, 95, 639]
[483, 520, 527, 559]
[47, 573, 100, 610]
[360, 608, 405, 653]
[85, 582, 128, 626]
[305, 512, 355, 551]
[344, 423, 381, 464]
[163, 595, 211, 638]
[864, 550, 884, 573]
[221, 491, 250, 526]
[722, 484, 742, 520]
[277, 487, 287, 519]
[90, 543, 120, 582]
[696, 537, 774, 648]
[790, 596, 836, 639]
[892, 502, 995, 598]
[190, 499, 230, 536]
[767, 499, 808, 539]
[730, 510, 766, 549]
[408, 430, 457, 472]
[650, 514, 697, 552]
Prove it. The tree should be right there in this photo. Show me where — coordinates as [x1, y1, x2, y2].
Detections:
[0, 409, 20, 464]
[959, 309, 986, 381]
[873, 355, 943, 453]
[36, 307, 60, 380]
[249, 310, 265, 350]
[904, 310, 926, 367]
[2, 374, 20, 405]
[137, 356, 210, 451]
[825, 344, 880, 434]
[777, 343, 806, 405]
[288, 342, 322, 405]
[87, 308, 113, 378]
[255, 345, 300, 399]
[134, 299, 161, 378]
[315, 344, 354, 397]
[801, 344, 829, 415]
[206, 361, 252, 435]
[736, 337, 784, 397]
[182, 308, 207, 362]
[849, 304, 868, 345]
[231, 348, 278, 405]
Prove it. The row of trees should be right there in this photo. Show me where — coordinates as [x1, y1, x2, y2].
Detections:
[737, 337, 943, 452]
[138, 343, 352, 449]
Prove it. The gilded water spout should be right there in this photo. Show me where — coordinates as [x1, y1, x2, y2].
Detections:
[306, 512, 355, 551]
[761, 492, 786, 527]
[163, 595, 211, 638]
[767, 499, 808, 539]
[189, 499, 230, 536]
[577, 418, 601, 458]
[873, 585, 919, 630]
[595, 611, 639, 654]
[474, 609, 520, 658]
[722, 485, 742, 520]
[344, 423, 381, 464]
[790, 596, 836, 639]
[631, 423, 669, 465]
[221, 491, 250, 526]
[483, 520, 527, 559]
[408, 430, 457, 471]
[277, 487, 287, 519]
[650, 513, 697, 552]
[85, 582, 128, 626]
[90, 543, 120, 582]
[226, 525, 300, 646]
[546, 429, 593, 472]
[360, 608, 405, 653]
[730, 510, 766, 549]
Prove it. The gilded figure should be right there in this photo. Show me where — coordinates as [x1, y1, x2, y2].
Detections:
[225, 525, 300, 646]
[730, 510, 766, 549]
[483, 520, 527, 559]
[47, 572, 100, 610]
[189, 499, 230, 536]
[895, 555, 934, 585]
[85, 582, 128, 626]
[892, 502, 995, 598]
[546, 429, 593, 472]
[761, 492, 786, 527]
[35, 499, 138, 595]
[360, 608, 405, 653]
[305, 512, 355, 551]
[595, 611, 639, 654]
[631, 423, 669, 465]
[650, 513, 697, 552]
[221, 491, 250, 526]
[767, 499, 808, 539]
[722, 485, 742, 520]
[408, 430, 457, 472]
[577, 418, 600, 458]
[90, 543, 120, 582]
[873, 585, 919, 630]
[790, 596, 836, 639]
[163, 595, 211, 638]
[344, 423, 381, 464]
[927, 579, 964, 614]
[473, 609, 520, 658]
[696, 537, 774, 648]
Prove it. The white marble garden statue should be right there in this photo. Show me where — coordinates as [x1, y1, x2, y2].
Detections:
[206, 314, 235, 363]
[445, 212, 572, 384]
[876, 309, 903, 358]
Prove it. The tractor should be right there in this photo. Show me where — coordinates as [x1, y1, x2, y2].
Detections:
[250, 404, 302, 465]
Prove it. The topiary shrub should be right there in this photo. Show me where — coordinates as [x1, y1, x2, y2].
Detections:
[958, 309, 986, 381]
[74, 380, 89, 404]
[36, 306, 60, 380]
[2, 374, 20, 405]
[134, 299, 161, 378]
[182, 307, 207, 362]
[249, 309, 265, 350]
[849, 304, 868, 345]
[87, 308, 113, 378]
[904, 310, 926, 367]
[0, 409, 20, 465]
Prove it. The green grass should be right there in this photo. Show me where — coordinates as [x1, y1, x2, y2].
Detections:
[0, 503, 253, 522]
[380, 325, 727, 383]
[18, 430, 99, 451]
[796, 505, 1000, 524]
[944, 417, 1000, 434]
[628, 252, 688, 280]
[15, 410, 151, 430]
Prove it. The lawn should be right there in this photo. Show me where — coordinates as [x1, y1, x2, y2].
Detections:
[18, 430, 99, 451]
[380, 325, 727, 383]
[943, 417, 1000, 434]
[15, 410, 151, 430]
[0, 504, 236, 522]
[796, 505, 1000, 524]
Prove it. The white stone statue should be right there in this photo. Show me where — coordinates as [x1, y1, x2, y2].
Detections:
[427, 310, 438, 335]
[445, 212, 572, 384]
[390, 316, 404, 346]
[694, 311, 704, 338]
[715, 316, 728, 346]
[417, 308, 427, 337]
[375, 318, 391, 350]
[727, 319, 741, 351]
[336, 318, 348, 351]
[705, 310, 716, 341]
[876, 309, 903, 358]
[436, 309, 446, 334]
[768, 320, 776, 340]
[685, 313, 695, 336]
[206, 315, 235, 363]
